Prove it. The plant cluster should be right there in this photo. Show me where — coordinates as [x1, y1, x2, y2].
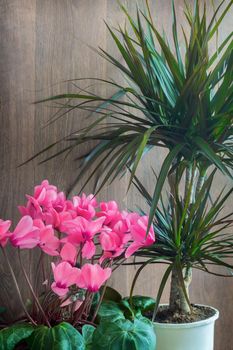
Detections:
[0, 180, 156, 349]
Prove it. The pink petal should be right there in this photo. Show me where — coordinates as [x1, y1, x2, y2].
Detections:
[82, 240, 96, 259]
[52, 261, 81, 287]
[125, 242, 142, 258]
[13, 216, 34, 238]
[60, 242, 77, 266]
[0, 220, 11, 234]
[88, 217, 105, 234]
[51, 282, 68, 297]
[16, 236, 40, 249]
[81, 264, 111, 292]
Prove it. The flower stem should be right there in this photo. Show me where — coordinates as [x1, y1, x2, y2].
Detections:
[73, 291, 90, 325]
[18, 249, 51, 327]
[91, 282, 107, 323]
[1, 247, 36, 325]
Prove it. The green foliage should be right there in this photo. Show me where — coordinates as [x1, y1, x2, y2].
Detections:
[122, 296, 156, 316]
[92, 318, 156, 350]
[97, 290, 156, 322]
[27, 322, 92, 350]
[31, 0, 233, 230]
[94, 291, 156, 349]
[97, 300, 125, 323]
[132, 170, 233, 311]
[0, 323, 34, 350]
[0, 292, 155, 350]
[101, 286, 122, 302]
[82, 325, 95, 350]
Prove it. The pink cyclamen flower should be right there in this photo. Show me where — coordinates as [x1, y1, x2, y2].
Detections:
[73, 193, 97, 220]
[125, 212, 141, 228]
[18, 195, 43, 220]
[77, 264, 111, 292]
[61, 216, 105, 259]
[125, 216, 155, 258]
[34, 180, 58, 208]
[43, 207, 60, 228]
[34, 219, 60, 256]
[51, 191, 67, 213]
[10, 216, 40, 249]
[0, 219, 11, 247]
[60, 242, 77, 266]
[96, 201, 120, 225]
[99, 228, 129, 263]
[51, 261, 81, 297]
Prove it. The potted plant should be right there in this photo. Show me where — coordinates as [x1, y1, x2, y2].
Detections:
[0, 180, 156, 349]
[27, 1, 233, 349]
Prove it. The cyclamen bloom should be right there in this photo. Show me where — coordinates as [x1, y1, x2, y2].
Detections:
[61, 216, 105, 259]
[3, 180, 157, 322]
[78, 264, 112, 292]
[33, 180, 59, 208]
[96, 201, 120, 225]
[51, 261, 81, 297]
[0, 219, 11, 247]
[73, 193, 97, 220]
[18, 195, 43, 220]
[125, 216, 155, 258]
[34, 219, 60, 256]
[10, 216, 40, 249]
[99, 228, 129, 263]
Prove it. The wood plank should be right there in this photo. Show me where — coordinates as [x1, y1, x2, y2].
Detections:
[0, 1, 232, 349]
[0, 0, 36, 320]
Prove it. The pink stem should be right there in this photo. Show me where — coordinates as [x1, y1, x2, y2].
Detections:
[1, 247, 36, 325]
[91, 282, 107, 323]
[18, 249, 51, 327]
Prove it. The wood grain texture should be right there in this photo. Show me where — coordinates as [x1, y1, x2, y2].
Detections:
[0, 1, 232, 349]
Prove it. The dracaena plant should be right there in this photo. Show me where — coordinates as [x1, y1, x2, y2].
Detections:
[0, 180, 156, 349]
[33, 0, 233, 223]
[131, 169, 233, 317]
[27, 0, 233, 317]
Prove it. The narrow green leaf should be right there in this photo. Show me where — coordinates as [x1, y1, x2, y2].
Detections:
[194, 137, 232, 177]
[152, 264, 173, 321]
[128, 127, 156, 190]
[148, 144, 184, 233]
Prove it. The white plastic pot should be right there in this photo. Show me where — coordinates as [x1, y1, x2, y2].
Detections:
[153, 305, 219, 350]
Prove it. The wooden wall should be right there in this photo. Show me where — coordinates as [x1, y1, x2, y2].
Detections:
[0, 1, 232, 349]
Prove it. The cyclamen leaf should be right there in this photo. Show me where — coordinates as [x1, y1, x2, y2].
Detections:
[0, 323, 34, 350]
[82, 325, 95, 350]
[92, 319, 156, 350]
[122, 296, 156, 314]
[27, 322, 85, 350]
[102, 286, 122, 302]
[97, 301, 125, 323]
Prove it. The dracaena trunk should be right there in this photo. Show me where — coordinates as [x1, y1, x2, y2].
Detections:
[169, 266, 192, 314]
[168, 164, 196, 314]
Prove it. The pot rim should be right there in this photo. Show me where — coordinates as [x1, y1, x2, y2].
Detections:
[153, 304, 219, 329]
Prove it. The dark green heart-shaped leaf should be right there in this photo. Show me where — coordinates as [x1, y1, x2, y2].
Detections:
[97, 301, 125, 323]
[0, 323, 34, 350]
[92, 319, 156, 350]
[102, 286, 122, 302]
[82, 325, 95, 350]
[27, 322, 84, 350]
[121, 296, 156, 315]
